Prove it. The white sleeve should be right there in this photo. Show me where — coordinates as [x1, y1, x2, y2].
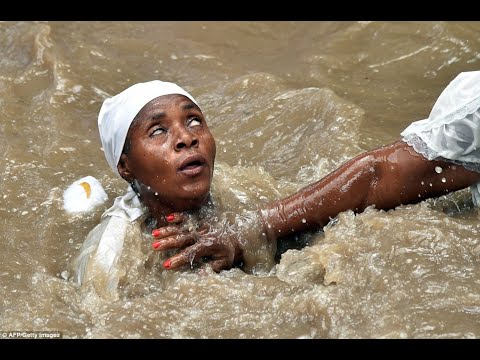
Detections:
[402, 113, 480, 207]
[400, 71, 480, 206]
[401, 109, 480, 168]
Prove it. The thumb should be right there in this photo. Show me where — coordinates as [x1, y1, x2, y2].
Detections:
[209, 258, 232, 272]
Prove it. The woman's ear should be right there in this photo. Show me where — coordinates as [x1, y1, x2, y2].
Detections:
[117, 154, 134, 182]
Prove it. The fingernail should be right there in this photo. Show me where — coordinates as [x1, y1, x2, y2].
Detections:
[152, 229, 161, 237]
[166, 214, 175, 222]
[163, 259, 171, 269]
[152, 241, 161, 249]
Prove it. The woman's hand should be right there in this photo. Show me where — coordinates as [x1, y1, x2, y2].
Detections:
[151, 213, 243, 272]
[151, 212, 207, 252]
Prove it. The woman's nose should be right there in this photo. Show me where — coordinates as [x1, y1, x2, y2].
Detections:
[174, 128, 198, 151]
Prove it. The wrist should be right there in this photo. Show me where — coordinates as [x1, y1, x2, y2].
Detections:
[256, 208, 277, 243]
[232, 209, 276, 273]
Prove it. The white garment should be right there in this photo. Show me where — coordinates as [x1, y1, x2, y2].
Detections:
[71, 184, 148, 298]
[72, 215, 130, 299]
[102, 184, 146, 222]
[401, 71, 480, 205]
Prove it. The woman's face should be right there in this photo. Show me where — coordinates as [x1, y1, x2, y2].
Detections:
[119, 94, 216, 211]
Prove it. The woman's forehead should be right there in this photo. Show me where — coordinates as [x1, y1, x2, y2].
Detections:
[131, 94, 203, 128]
[142, 94, 200, 113]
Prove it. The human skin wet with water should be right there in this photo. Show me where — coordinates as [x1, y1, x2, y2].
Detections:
[97, 76, 480, 274]
[117, 94, 217, 224]
[113, 92, 244, 271]
[153, 139, 480, 271]
[258, 141, 480, 240]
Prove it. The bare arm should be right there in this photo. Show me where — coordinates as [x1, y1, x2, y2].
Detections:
[260, 140, 480, 242]
[155, 140, 480, 271]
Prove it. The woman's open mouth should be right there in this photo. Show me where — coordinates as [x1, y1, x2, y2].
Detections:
[178, 154, 207, 177]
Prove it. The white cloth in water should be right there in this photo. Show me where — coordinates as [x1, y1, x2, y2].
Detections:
[63, 176, 108, 214]
[98, 80, 198, 177]
[71, 184, 149, 297]
[102, 184, 146, 222]
[401, 70, 480, 205]
[72, 215, 130, 299]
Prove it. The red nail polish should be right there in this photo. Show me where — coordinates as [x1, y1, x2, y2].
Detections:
[152, 241, 161, 249]
[166, 214, 175, 222]
[163, 259, 171, 269]
[152, 229, 161, 237]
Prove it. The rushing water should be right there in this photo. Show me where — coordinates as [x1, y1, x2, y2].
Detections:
[1, 21, 480, 339]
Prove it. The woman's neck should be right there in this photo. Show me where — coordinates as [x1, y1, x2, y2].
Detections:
[141, 192, 214, 227]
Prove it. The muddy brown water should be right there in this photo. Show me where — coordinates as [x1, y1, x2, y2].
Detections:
[1, 21, 479, 338]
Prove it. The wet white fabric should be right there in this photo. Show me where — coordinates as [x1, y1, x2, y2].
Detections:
[98, 80, 198, 177]
[401, 71, 480, 205]
[72, 215, 128, 299]
[97, 81, 198, 223]
[101, 184, 147, 221]
[71, 183, 149, 296]
[71, 213, 147, 301]
[63, 176, 108, 214]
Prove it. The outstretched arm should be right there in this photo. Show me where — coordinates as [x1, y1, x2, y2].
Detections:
[153, 140, 480, 271]
[260, 140, 480, 243]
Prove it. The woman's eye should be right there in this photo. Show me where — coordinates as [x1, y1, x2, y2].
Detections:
[188, 117, 202, 127]
[151, 127, 165, 136]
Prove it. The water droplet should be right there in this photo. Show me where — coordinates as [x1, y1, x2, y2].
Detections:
[441, 177, 446, 183]
[155, 192, 158, 196]
[418, 194, 421, 197]
[147, 186, 151, 190]
[301, 218, 307, 223]
[267, 224, 271, 229]
[420, 181, 424, 185]
[435, 166, 443, 174]
[429, 183, 432, 187]
[61, 271, 70, 280]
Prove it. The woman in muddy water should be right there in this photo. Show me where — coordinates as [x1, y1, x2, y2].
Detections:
[73, 71, 480, 300]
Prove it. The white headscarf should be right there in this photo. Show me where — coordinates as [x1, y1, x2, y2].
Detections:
[98, 80, 199, 221]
